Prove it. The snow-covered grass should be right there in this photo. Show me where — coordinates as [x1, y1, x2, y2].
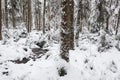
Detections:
[0, 31, 120, 80]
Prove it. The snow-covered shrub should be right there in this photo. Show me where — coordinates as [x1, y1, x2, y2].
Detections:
[98, 30, 113, 52]
[2, 28, 10, 44]
[25, 31, 41, 48]
[115, 41, 120, 51]
[25, 31, 51, 48]
[115, 34, 120, 51]
[50, 29, 60, 43]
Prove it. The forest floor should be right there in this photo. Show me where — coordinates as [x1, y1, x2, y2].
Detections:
[0, 30, 120, 80]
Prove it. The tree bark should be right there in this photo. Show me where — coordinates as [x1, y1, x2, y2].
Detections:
[0, 0, 2, 40]
[34, 0, 38, 30]
[35, 0, 41, 31]
[38, 1, 41, 31]
[22, 0, 32, 33]
[48, 0, 50, 31]
[60, 0, 74, 62]
[5, 0, 8, 28]
[106, 16, 110, 30]
[43, 0, 46, 34]
[27, 0, 32, 32]
[11, 0, 16, 28]
[75, 0, 83, 47]
[116, 9, 120, 35]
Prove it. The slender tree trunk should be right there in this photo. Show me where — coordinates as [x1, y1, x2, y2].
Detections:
[34, 0, 37, 30]
[0, 0, 2, 40]
[22, 0, 26, 23]
[43, 0, 46, 33]
[47, 0, 51, 40]
[23, 0, 27, 28]
[11, 0, 16, 28]
[38, 1, 41, 31]
[22, 0, 32, 33]
[5, 0, 8, 28]
[75, 0, 82, 47]
[48, 0, 50, 31]
[116, 9, 120, 35]
[28, 0, 32, 32]
[35, 0, 38, 30]
[106, 16, 110, 30]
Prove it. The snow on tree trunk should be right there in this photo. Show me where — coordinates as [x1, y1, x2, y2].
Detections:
[60, 0, 74, 62]
[75, 0, 83, 47]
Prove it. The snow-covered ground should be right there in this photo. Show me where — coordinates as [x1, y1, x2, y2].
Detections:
[0, 31, 120, 80]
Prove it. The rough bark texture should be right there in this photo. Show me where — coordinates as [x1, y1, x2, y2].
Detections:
[60, 0, 74, 62]
[0, 0, 2, 40]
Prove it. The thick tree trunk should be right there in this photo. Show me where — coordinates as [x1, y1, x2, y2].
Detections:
[59, 0, 74, 76]
[60, 0, 74, 62]
[0, 0, 2, 40]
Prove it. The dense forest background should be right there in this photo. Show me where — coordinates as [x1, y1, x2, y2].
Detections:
[0, 0, 120, 80]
